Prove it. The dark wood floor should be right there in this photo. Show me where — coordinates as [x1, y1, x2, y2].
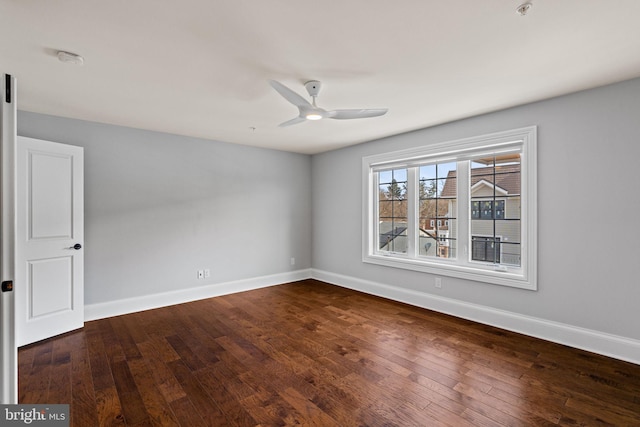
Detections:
[18, 280, 640, 426]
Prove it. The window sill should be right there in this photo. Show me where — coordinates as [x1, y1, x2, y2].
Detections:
[363, 253, 536, 290]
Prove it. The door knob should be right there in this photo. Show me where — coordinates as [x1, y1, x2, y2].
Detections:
[69, 243, 82, 250]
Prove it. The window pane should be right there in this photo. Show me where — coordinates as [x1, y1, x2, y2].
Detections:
[504, 196, 520, 220]
[378, 200, 394, 219]
[419, 235, 436, 256]
[471, 236, 501, 263]
[495, 220, 521, 267]
[379, 219, 408, 253]
[480, 200, 493, 219]
[435, 178, 450, 198]
[376, 168, 408, 253]
[419, 179, 437, 200]
[379, 170, 393, 184]
[420, 199, 452, 221]
[419, 161, 456, 259]
[495, 200, 505, 219]
[471, 201, 480, 219]
[419, 199, 437, 222]
[420, 163, 457, 197]
[419, 164, 436, 180]
[393, 169, 408, 182]
[379, 184, 388, 199]
[469, 155, 521, 267]
[501, 241, 521, 267]
[380, 169, 407, 201]
[437, 162, 457, 178]
[470, 218, 493, 237]
[419, 235, 456, 258]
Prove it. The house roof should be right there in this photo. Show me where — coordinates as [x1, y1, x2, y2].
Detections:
[379, 226, 408, 249]
[441, 163, 520, 197]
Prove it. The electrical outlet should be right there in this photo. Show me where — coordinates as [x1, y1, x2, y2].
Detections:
[290, 257, 295, 266]
[197, 270, 204, 279]
[204, 269, 210, 278]
[434, 277, 442, 289]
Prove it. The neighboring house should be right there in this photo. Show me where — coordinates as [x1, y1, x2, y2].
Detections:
[441, 160, 521, 266]
[419, 218, 450, 258]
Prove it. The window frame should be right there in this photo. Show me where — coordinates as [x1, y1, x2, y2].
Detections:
[362, 126, 537, 290]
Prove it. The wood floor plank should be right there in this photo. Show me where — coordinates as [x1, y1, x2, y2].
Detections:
[237, 370, 315, 426]
[110, 360, 152, 426]
[98, 317, 127, 365]
[165, 359, 229, 425]
[135, 340, 186, 404]
[127, 358, 180, 427]
[109, 316, 143, 361]
[277, 386, 341, 427]
[18, 279, 640, 426]
[86, 326, 118, 393]
[167, 396, 206, 427]
[195, 364, 260, 426]
[19, 339, 53, 403]
[94, 386, 126, 427]
[46, 337, 72, 404]
[165, 334, 207, 372]
[69, 332, 99, 427]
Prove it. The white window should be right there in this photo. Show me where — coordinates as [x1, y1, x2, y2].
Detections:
[362, 127, 537, 290]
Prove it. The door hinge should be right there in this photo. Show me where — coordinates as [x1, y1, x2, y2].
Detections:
[1, 280, 13, 292]
[5, 74, 11, 103]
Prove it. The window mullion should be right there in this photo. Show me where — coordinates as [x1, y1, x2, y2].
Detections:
[371, 171, 380, 256]
[457, 160, 470, 265]
[407, 167, 418, 258]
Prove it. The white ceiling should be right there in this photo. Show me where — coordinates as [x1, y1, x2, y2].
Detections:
[2, 1, 640, 154]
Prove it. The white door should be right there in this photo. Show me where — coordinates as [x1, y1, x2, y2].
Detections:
[1, 73, 17, 404]
[15, 136, 84, 347]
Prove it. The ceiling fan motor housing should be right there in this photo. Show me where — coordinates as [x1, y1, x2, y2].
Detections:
[305, 80, 322, 97]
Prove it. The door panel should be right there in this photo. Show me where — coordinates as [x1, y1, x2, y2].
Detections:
[16, 136, 83, 347]
[29, 257, 73, 318]
[30, 151, 73, 239]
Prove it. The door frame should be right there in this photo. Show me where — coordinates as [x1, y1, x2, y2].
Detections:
[1, 73, 18, 404]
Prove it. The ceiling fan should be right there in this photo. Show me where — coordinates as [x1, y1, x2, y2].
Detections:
[269, 80, 388, 127]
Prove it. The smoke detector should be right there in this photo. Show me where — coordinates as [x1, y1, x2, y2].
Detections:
[57, 51, 84, 65]
[516, 2, 533, 16]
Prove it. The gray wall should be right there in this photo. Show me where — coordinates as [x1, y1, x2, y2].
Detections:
[17, 77, 640, 343]
[312, 77, 640, 341]
[18, 112, 312, 305]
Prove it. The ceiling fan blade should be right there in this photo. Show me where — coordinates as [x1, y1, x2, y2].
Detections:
[278, 116, 306, 127]
[329, 108, 388, 120]
[269, 80, 312, 108]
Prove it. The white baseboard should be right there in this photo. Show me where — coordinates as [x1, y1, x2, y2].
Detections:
[84, 269, 312, 321]
[311, 269, 640, 366]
